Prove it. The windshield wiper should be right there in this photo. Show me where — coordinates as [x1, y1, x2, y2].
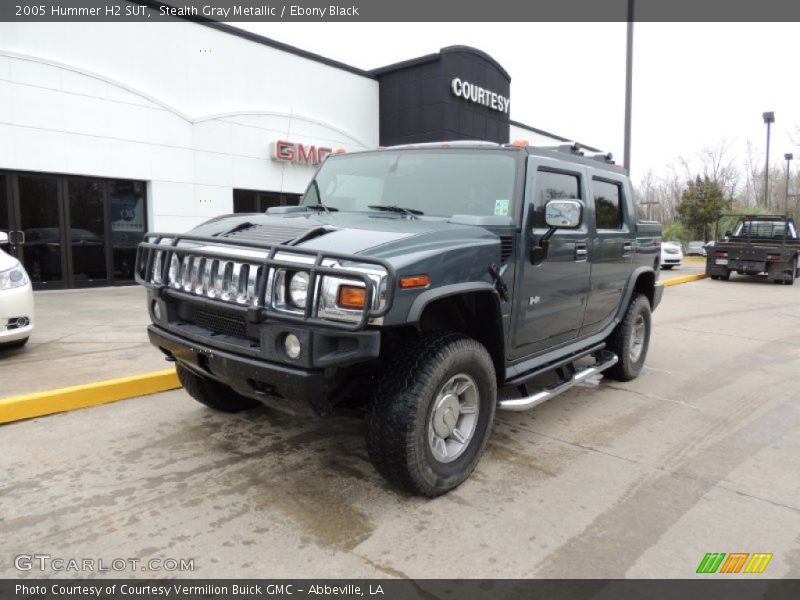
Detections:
[368, 205, 423, 218]
[306, 203, 339, 213]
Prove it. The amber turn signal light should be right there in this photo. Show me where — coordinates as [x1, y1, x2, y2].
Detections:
[337, 285, 366, 309]
[399, 274, 430, 289]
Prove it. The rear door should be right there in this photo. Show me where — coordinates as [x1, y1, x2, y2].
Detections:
[580, 173, 634, 336]
[509, 157, 592, 359]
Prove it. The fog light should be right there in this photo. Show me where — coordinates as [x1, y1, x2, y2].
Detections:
[283, 333, 301, 359]
[152, 301, 162, 320]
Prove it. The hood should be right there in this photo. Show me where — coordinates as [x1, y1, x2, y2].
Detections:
[0, 247, 20, 271]
[188, 211, 508, 265]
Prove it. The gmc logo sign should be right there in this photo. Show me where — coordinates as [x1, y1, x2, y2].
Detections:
[271, 140, 332, 165]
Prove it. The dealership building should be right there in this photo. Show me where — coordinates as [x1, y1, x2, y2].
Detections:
[0, 17, 597, 289]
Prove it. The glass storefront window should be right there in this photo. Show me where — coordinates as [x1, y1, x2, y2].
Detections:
[110, 180, 146, 282]
[0, 171, 147, 288]
[68, 179, 107, 282]
[233, 189, 300, 213]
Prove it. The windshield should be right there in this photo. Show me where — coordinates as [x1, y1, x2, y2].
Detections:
[301, 149, 518, 218]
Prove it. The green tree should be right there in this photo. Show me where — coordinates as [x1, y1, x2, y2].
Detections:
[662, 221, 690, 247]
[676, 176, 731, 241]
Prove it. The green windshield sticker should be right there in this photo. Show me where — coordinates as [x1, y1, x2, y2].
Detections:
[494, 199, 510, 216]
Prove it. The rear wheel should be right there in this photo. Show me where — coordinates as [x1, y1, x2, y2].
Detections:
[719, 270, 730, 281]
[176, 365, 259, 412]
[604, 293, 652, 382]
[366, 332, 497, 497]
[785, 258, 797, 285]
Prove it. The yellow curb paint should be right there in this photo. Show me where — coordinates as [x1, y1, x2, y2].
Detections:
[662, 273, 708, 287]
[683, 257, 706, 263]
[0, 368, 180, 425]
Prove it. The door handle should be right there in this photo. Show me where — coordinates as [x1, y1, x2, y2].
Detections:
[622, 241, 633, 257]
[575, 242, 588, 262]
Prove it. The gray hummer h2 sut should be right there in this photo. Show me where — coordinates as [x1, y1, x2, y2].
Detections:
[136, 142, 663, 496]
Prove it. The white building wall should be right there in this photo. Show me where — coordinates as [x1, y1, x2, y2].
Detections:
[0, 21, 379, 231]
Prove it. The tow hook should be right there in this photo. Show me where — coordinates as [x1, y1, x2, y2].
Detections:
[488, 263, 509, 302]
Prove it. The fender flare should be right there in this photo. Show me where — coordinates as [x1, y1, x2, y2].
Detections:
[406, 282, 500, 323]
[617, 266, 658, 318]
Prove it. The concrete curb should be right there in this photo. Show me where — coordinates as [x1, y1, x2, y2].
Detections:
[0, 368, 180, 425]
[662, 273, 708, 287]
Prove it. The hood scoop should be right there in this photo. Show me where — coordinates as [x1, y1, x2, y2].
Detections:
[218, 221, 337, 246]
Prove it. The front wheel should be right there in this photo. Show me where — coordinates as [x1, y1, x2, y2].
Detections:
[604, 293, 652, 382]
[367, 332, 497, 497]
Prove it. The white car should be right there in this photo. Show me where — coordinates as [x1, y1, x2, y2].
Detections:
[660, 240, 683, 270]
[0, 232, 34, 348]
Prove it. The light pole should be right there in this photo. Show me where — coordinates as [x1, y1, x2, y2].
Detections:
[763, 111, 775, 207]
[623, 0, 634, 174]
[785, 153, 794, 215]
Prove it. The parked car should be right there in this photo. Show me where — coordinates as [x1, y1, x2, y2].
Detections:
[0, 232, 35, 348]
[687, 240, 706, 256]
[136, 142, 663, 496]
[660, 240, 683, 269]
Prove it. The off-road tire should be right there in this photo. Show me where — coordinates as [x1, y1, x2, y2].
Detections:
[604, 293, 652, 382]
[177, 364, 259, 412]
[366, 332, 497, 497]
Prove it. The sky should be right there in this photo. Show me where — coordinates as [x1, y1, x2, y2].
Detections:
[236, 22, 800, 184]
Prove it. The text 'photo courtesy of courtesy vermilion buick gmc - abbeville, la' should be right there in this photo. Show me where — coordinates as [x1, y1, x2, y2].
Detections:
[135, 141, 663, 496]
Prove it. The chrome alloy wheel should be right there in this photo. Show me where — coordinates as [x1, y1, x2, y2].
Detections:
[427, 373, 480, 463]
[629, 313, 646, 363]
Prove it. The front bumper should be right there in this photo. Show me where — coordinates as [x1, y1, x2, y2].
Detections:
[149, 325, 345, 416]
[0, 283, 35, 344]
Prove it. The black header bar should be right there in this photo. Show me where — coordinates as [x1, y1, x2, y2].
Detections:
[3, 0, 800, 22]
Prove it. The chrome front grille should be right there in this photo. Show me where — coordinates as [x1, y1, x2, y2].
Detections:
[137, 232, 396, 331]
[166, 254, 264, 306]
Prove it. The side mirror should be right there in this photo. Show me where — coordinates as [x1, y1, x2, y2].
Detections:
[530, 199, 584, 266]
[0, 231, 8, 245]
[545, 199, 583, 228]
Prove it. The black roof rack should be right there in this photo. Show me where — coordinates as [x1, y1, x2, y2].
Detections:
[522, 143, 616, 165]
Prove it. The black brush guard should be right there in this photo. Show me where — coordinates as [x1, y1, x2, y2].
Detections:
[135, 232, 397, 332]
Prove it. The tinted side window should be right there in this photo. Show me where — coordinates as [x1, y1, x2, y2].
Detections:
[532, 170, 580, 227]
[593, 179, 623, 229]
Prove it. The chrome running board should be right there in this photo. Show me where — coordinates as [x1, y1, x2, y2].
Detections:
[498, 351, 618, 412]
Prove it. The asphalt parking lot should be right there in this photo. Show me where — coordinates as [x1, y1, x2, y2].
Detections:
[2, 274, 799, 579]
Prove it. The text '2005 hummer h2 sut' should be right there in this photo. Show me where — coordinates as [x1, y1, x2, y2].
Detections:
[136, 142, 663, 496]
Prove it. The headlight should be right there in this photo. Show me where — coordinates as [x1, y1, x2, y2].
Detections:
[288, 271, 309, 308]
[273, 269, 311, 311]
[0, 264, 28, 290]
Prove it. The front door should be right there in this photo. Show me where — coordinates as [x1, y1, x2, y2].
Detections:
[510, 159, 592, 359]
